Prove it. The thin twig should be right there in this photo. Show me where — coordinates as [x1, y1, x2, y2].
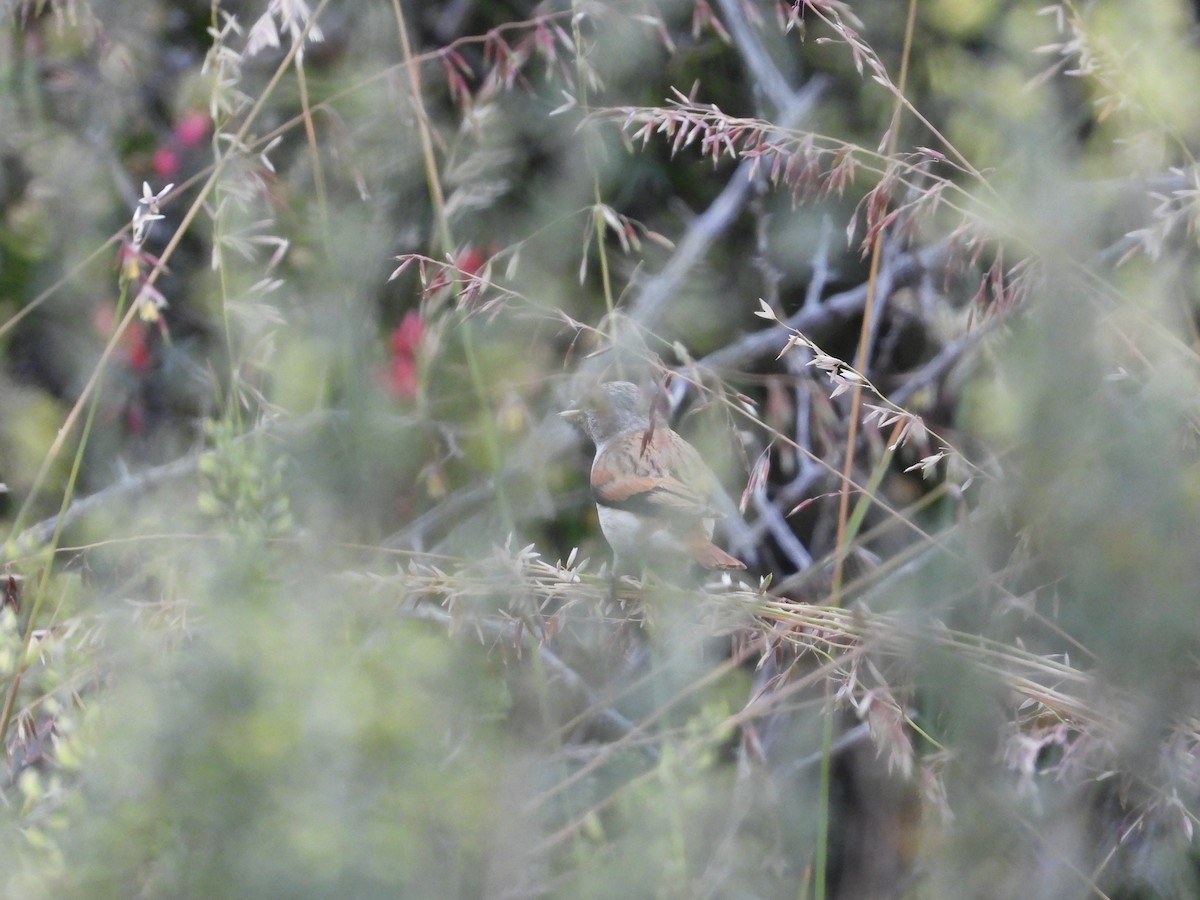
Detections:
[888, 322, 994, 409]
[700, 240, 949, 374]
[804, 215, 836, 310]
[753, 488, 814, 571]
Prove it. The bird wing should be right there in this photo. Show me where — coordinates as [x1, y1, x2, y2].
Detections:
[590, 427, 719, 520]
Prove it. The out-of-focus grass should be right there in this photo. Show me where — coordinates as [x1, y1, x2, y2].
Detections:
[2, 1, 1200, 898]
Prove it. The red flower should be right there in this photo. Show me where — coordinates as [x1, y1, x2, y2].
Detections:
[174, 110, 211, 148]
[426, 244, 492, 295]
[152, 148, 180, 180]
[386, 311, 424, 399]
[125, 322, 152, 373]
[456, 245, 488, 277]
[152, 111, 212, 179]
[388, 357, 418, 398]
[389, 310, 424, 355]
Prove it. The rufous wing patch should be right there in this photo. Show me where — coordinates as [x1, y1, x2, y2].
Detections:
[592, 429, 718, 517]
[591, 467, 663, 505]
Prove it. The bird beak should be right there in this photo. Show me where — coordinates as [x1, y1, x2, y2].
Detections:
[559, 407, 584, 425]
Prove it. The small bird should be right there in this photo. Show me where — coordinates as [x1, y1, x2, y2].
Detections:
[561, 381, 746, 573]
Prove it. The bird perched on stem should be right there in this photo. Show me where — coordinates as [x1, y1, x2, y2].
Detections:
[561, 381, 746, 574]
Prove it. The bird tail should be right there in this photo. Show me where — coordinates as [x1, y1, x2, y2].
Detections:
[690, 541, 746, 570]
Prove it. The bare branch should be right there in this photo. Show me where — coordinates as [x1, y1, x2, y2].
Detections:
[700, 239, 950, 374]
[13, 411, 352, 554]
[628, 78, 826, 333]
[711, 0, 796, 113]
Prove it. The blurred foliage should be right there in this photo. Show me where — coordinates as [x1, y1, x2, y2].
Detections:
[2, 0, 1200, 898]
